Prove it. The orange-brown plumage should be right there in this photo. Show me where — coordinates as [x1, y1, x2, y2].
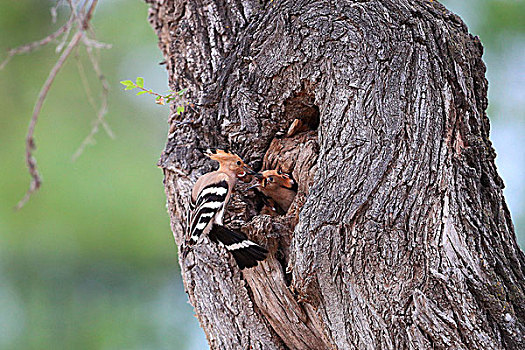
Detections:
[251, 169, 297, 214]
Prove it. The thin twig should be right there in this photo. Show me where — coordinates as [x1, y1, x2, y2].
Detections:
[72, 47, 113, 161]
[75, 52, 97, 111]
[74, 49, 111, 138]
[69, 0, 114, 146]
[74, 50, 112, 139]
[0, 20, 72, 70]
[56, 0, 82, 52]
[84, 41, 113, 137]
[55, 20, 74, 53]
[67, 0, 88, 29]
[72, 0, 114, 161]
[16, 31, 84, 210]
[83, 37, 112, 50]
[135, 85, 165, 98]
[50, 0, 66, 24]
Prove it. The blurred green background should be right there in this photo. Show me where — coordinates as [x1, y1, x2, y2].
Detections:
[0, 1, 523, 349]
[0, 1, 207, 349]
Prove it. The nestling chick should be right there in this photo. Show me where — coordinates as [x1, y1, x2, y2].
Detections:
[250, 169, 297, 214]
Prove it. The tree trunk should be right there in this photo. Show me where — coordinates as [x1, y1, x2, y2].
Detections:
[146, 0, 525, 348]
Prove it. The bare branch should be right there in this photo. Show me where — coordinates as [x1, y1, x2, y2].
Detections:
[16, 30, 84, 210]
[11, 0, 107, 208]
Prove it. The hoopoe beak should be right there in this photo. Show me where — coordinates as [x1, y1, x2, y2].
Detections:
[243, 166, 257, 176]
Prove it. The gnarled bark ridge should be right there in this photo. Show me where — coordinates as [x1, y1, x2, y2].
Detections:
[147, 0, 525, 348]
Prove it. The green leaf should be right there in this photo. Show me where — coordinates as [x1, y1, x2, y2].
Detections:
[136, 77, 144, 88]
[136, 91, 148, 96]
[176, 88, 188, 96]
[176, 105, 185, 115]
[120, 80, 134, 87]
[125, 85, 135, 90]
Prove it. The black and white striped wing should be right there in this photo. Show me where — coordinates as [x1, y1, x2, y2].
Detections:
[209, 225, 268, 269]
[187, 180, 229, 244]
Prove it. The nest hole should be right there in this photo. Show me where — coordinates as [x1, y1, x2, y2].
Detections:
[282, 88, 320, 137]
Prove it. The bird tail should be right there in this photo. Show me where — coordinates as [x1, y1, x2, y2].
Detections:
[209, 225, 268, 269]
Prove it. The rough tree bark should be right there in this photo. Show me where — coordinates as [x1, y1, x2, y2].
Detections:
[146, 0, 525, 349]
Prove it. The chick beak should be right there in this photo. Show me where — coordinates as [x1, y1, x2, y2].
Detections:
[247, 183, 261, 191]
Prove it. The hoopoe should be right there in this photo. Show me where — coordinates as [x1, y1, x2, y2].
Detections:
[250, 170, 297, 214]
[186, 148, 268, 269]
